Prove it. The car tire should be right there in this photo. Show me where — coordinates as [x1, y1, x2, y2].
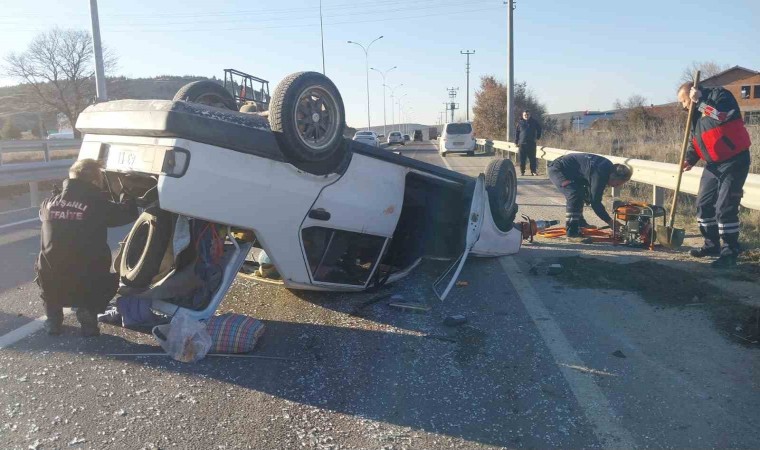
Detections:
[173, 81, 238, 110]
[120, 208, 173, 288]
[441, 152, 447, 157]
[485, 158, 518, 232]
[467, 151, 475, 157]
[270, 71, 346, 166]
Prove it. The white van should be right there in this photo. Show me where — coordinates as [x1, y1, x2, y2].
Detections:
[439, 122, 476, 157]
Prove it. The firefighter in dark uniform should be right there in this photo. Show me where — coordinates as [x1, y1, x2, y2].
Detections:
[36, 159, 138, 336]
[679, 82, 752, 268]
[548, 153, 633, 238]
[515, 110, 542, 176]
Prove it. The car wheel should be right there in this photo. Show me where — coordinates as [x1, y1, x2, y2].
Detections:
[173, 81, 238, 110]
[485, 159, 517, 232]
[467, 151, 475, 156]
[441, 152, 447, 157]
[270, 71, 346, 166]
[120, 208, 173, 288]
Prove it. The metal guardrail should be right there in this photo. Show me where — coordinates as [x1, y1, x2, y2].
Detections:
[0, 139, 81, 166]
[0, 139, 81, 206]
[476, 138, 760, 211]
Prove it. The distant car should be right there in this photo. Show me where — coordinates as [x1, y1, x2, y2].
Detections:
[412, 130, 423, 141]
[439, 122, 476, 157]
[387, 131, 404, 145]
[352, 131, 379, 147]
[428, 127, 438, 140]
[403, 134, 410, 142]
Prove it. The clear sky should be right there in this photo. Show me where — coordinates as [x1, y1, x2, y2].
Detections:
[1, 0, 758, 128]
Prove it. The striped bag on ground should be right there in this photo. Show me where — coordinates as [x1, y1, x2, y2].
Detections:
[205, 313, 265, 354]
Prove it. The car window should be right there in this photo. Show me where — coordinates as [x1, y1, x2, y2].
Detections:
[445, 123, 472, 135]
[302, 227, 386, 286]
[356, 132, 374, 136]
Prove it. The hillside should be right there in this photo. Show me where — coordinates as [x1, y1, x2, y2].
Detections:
[0, 75, 214, 133]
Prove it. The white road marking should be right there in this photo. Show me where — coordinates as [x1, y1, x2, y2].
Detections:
[0, 310, 72, 349]
[499, 256, 635, 449]
[0, 207, 36, 216]
[0, 217, 40, 231]
[437, 150, 634, 448]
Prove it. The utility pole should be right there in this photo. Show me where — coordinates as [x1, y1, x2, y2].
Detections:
[89, 0, 107, 102]
[446, 87, 459, 123]
[319, 0, 325, 74]
[505, 0, 515, 141]
[460, 50, 475, 121]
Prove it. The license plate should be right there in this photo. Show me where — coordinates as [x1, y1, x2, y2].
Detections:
[106, 144, 168, 174]
[454, 141, 464, 146]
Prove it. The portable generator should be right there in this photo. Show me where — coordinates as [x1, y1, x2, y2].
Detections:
[612, 200, 667, 250]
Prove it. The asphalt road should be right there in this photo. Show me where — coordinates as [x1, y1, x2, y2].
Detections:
[0, 141, 758, 449]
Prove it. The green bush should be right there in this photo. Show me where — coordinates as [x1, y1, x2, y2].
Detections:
[1, 120, 22, 140]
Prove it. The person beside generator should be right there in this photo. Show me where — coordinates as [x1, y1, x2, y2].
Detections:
[678, 82, 752, 268]
[36, 159, 138, 336]
[515, 110, 542, 176]
[548, 153, 633, 239]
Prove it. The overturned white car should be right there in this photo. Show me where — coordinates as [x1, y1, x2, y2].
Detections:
[75, 72, 521, 320]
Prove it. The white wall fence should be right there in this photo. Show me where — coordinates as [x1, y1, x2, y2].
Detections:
[476, 139, 760, 211]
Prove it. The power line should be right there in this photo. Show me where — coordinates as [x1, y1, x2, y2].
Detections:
[0, 0, 492, 20]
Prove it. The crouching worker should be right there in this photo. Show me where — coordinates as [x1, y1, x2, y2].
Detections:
[36, 159, 138, 336]
[678, 82, 752, 268]
[548, 153, 632, 238]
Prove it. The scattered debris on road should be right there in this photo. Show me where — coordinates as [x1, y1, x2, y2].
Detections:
[455, 280, 469, 287]
[547, 263, 563, 275]
[389, 301, 431, 313]
[612, 350, 627, 358]
[443, 315, 468, 327]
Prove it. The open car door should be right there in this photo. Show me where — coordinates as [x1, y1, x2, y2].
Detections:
[432, 174, 486, 300]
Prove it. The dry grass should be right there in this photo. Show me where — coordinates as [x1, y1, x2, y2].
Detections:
[545, 124, 760, 249]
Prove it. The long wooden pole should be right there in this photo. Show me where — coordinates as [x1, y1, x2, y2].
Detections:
[668, 70, 701, 229]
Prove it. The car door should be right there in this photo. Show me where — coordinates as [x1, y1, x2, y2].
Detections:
[298, 154, 406, 288]
[432, 174, 486, 300]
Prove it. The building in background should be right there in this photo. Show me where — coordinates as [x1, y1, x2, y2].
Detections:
[548, 110, 619, 132]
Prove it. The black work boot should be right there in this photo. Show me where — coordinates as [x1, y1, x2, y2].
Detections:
[711, 254, 737, 269]
[689, 247, 720, 258]
[565, 223, 583, 242]
[44, 304, 63, 336]
[76, 308, 100, 337]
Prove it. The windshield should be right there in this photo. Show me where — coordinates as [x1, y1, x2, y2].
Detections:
[445, 123, 472, 135]
[390, 132, 401, 136]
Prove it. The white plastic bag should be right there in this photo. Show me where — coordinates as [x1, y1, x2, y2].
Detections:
[152, 311, 212, 363]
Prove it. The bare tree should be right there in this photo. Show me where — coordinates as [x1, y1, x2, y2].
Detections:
[679, 61, 729, 84]
[613, 94, 648, 110]
[4, 28, 116, 138]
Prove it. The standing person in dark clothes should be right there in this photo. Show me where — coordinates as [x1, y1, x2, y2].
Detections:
[679, 82, 752, 268]
[548, 153, 633, 238]
[515, 110, 542, 176]
[36, 159, 138, 336]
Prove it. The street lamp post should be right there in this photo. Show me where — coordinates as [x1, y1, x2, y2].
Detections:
[387, 83, 403, 131]
[348, 36, 384, 130]
[370, 66, 397, 138]
[397, 94, 407, 134]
